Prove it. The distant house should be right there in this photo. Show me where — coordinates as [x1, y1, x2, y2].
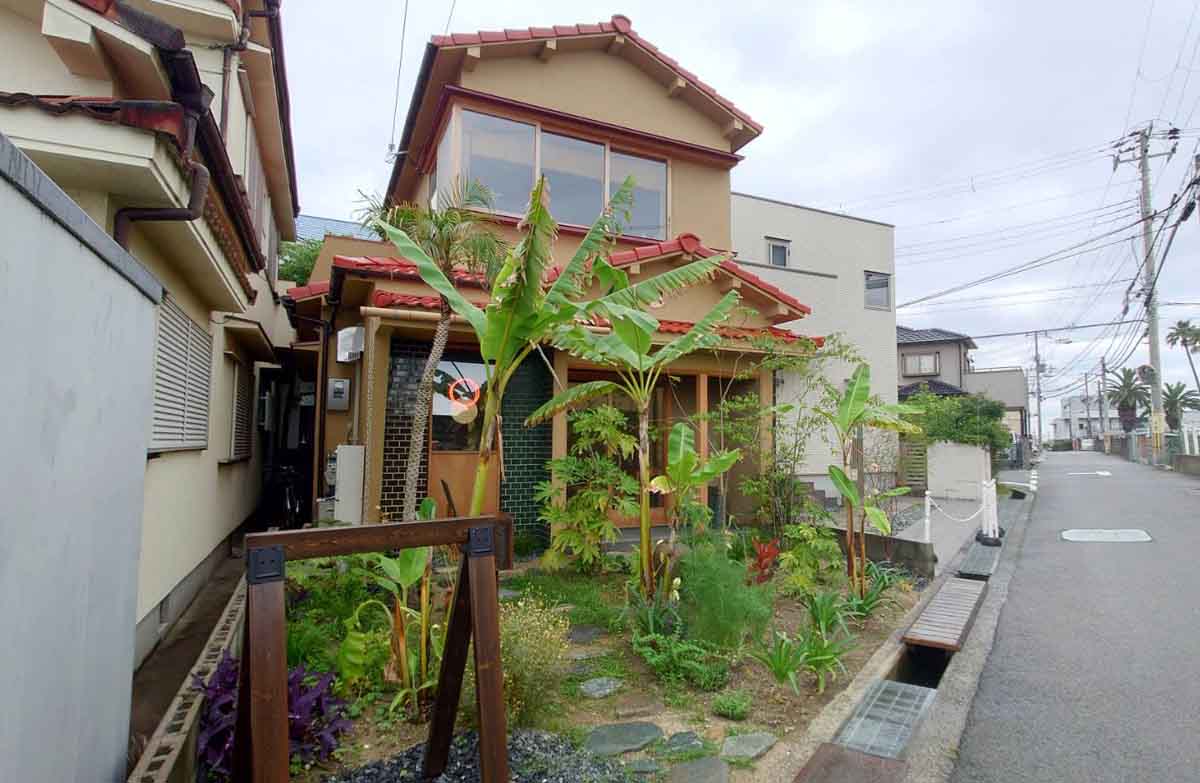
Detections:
[1050, 394, 1120, 440]
[896, 326, 1030, 438]
[296, 213, 375, 242]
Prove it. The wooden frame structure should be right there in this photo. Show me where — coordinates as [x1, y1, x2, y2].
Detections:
[234, 515, 515, 782]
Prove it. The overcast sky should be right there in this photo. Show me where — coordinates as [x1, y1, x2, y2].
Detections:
[283, 0, 1200, 434]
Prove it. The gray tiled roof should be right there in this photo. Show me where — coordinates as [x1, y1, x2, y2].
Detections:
[897, 325, 977, 348]
[295, 214, 375, 242]
[898, 379, 968, 399]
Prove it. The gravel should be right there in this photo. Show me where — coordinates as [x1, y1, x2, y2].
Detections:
[324, 730, 629, 783]
[891, 503, 925, 533]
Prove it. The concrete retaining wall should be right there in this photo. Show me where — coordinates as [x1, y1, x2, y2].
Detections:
[838, 531, 937, 580]
[927, 442, 991, 502]
[1172, 454, 1200, 476]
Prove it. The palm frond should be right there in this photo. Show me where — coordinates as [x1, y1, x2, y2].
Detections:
[525, 380, 620, 426]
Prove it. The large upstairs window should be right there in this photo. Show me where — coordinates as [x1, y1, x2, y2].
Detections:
[434, 107, 669, 239]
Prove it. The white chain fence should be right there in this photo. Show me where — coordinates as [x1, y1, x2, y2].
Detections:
[922, 479, 999, 543]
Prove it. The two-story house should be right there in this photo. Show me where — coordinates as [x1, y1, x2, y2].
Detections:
[896, 325, 1030, 439]
[0, 0, 299, 680]
[287, 15, 825, 534]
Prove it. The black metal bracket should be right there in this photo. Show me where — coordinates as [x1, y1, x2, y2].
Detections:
[467, 526, 494, 557]
[247, 545, 285, 584]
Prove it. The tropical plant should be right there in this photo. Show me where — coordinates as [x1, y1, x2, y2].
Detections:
[363, 181, 506, 522]
[627, 580, 683, 636]
[535, 406, 639, 572]
[1106, 367, 1150, 432]
[749, 630, 808, 695]
[527, 265, 740, 598]
[822, 364, 920, 597]
[777, 523, 844, 596]
[379, 176, 659, 519]
[1167, 320, 1200, 394]
[676, 544, 773, 649]
[799, 630, 853, 693]
[803, 590, 850, 639]
[843, 579, 890, 621]
[747, 537, 781, 584]
[278, 238, 322, 285]
[1162, 381, 1200, 431]
[649, 422, 740, 535]
[711, 689, 752, 721]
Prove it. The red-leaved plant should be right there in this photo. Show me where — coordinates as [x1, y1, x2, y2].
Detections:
[748, 538, 781, 584]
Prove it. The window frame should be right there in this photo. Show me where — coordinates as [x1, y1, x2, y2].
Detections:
[766, 237, 790, 268]
[902, 352, 940, 377]
[865, 270, 892, 310]
[228, 354, 254, 462]
[436, 105, 671, 239]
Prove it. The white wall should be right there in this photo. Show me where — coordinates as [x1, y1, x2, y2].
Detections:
[927, 441, 991, 501]
[1, 135, 160, 783]
[730, 193, 898, 484]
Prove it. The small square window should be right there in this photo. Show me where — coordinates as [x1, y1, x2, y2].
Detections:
[865, 270, 891, 309]
[767, 239, 789, 268]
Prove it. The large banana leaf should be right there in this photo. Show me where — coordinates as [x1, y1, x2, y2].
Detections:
[374, 220, 488, 339]
[526, 380, 620, 426]
[827, 464, 860, 507]
[592, 257, 723, 314]
[543, 178, 634, 310]
[836, 364, 871, 434]
[695, 448, 741, 484]
[650, 290, 740, 368]
[375, 549, 427, 590]
[665, 423, 699, 488]
[864, 505, 891, 536]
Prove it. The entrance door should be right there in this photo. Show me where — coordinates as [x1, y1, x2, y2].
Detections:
[428, 355, 500, 516]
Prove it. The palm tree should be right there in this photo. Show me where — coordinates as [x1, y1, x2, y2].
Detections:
[361, 181, 505, 522]
[1166, 320, 1200, 394]
[1162, 381, 1200, 431]
[1106, 367, 1150, 433]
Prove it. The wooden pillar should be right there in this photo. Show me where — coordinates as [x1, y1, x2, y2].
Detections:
[697, 373, 709, 506]
[551, 348, 569, 461]
[758, 368, 774, 461]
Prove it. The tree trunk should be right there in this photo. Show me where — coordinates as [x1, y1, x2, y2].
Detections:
[468, 391, 501, 516]
[1187, 347, 1200, 396]
[638, 410, 654, 597]
[401, 303, 453, 522]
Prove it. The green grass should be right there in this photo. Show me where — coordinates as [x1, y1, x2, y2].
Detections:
[651, 735, 718, 763]
[503, 570, 626, 631]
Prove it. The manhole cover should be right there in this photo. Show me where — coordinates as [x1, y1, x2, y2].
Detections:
[1061, 529, 1152, 542]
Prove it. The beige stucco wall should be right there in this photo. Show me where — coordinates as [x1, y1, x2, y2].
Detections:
[0, 7, 114, 96]
[458, 49, 731, 152]
[729, 193, 898, 485]
[898, 339, 967, 388]
[963, 368, 1028, 410]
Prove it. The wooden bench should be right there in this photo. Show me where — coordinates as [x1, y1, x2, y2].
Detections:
[902, 577, 987, 652]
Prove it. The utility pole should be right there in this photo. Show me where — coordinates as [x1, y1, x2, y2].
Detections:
[1034, 330, 1044, 448]
[1084, 372, 1092, 437]
[1100, 356, 1109, 436]
[1135, 127, 1167, 461]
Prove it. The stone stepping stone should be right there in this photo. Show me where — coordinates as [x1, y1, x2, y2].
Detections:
[668, 756, 730, 783]
[568, 648, 606, 661]
[569, 624, 603, 644]
[662, 731, 705, 755]
[625, 758, 662, 775]
[585, 722, 664, 756]
[580, 676, 623, 699]
[721, 731, 777, 761]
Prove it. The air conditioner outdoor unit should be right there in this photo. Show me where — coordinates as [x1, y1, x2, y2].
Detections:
[337, 326, 365, 362]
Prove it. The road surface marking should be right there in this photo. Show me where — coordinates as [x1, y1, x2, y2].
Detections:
[1067, 470, 1112, 476]
[1061, 528, 1152, 542]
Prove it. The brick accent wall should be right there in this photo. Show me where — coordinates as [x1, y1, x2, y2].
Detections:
[380, 340, 429, 520]
[499, 353, 554, 540]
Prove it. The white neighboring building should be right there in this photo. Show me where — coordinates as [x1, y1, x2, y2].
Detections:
[1051, 394, 1120, 440]
[730, 192, 898, 492]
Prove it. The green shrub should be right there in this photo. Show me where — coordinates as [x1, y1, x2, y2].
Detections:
[802, 590, 850, 639]
[749, 630, 808, 694]
[906, 390, 1011, 451]
[677, 545, 772, 649]
[843, 579, 890, 621]
[712, 690, 752, 721]
[778, 523, 845, 595]
[799, 629, 853, 693]
[465, 596, 570, 727]
[513, 532, 544, 559]
[632, 632, 730, 691]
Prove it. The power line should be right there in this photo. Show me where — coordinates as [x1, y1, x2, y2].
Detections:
[1121, 0, 1158, 134]
[444, 0, 459, 33]
[386, 0, 412, 159]
[897, 181, 1140, 229]
[895, 200, 1138, 251]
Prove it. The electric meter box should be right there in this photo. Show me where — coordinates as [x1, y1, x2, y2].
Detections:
[327, 378, 351, 411]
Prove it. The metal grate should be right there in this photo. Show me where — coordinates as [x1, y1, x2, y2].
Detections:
[834, 680, 936, 759]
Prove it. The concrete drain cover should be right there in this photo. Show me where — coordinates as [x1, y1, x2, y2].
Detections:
[1061, 529, 1152, 542]
[834, 679, 936, 759]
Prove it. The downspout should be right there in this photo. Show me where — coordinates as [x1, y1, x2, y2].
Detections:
[215, 19, 250, 138]
[113, 108, 209, 249]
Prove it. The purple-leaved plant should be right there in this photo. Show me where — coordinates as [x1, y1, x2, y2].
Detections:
[192, 652, 351, 781]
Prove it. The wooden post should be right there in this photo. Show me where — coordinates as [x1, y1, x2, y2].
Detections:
[697, 373, 709, 508]
[422, 555, 473, 780]
[241, 546, 289, 783]
[467, 526, 509, 783]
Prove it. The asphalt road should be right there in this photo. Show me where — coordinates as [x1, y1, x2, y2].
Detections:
[951, 451, 1200, 783]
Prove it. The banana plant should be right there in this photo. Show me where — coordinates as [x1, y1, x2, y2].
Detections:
[649, 422, 740, 537]
[527, 287, 740, 598]
[819, 364, 921, 598]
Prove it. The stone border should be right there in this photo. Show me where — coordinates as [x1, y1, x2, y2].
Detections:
[757, 510, 988, 782]
[0, 131, 162, 302]
[127, 578, 246, 783]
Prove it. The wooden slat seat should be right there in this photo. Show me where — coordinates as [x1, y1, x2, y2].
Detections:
[902, 577, 987, 652]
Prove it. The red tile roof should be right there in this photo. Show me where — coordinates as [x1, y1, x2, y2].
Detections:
[0, 93, 188, 148]
[331, 255, 488, 288]
[286, 280, 329, 301]
[657, 319, 824, 346]
[606, 233, 813, 320]
[431, 14, 762, 135]
[372, 291, 443, 310]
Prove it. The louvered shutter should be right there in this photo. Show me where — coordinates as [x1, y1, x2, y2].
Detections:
[231, 359, 253, 460]
[150, 297, 213, 451]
